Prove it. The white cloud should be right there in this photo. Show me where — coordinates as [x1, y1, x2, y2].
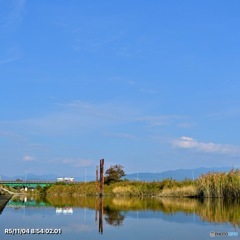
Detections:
[23, 155, 35, 161]
[60, 158, 94, 168]
[1, 0, 26, 28]
[73, 160, 94, 168]
[0, 131, 27, 142]
[0, 100, 190, 138]
[172, 136, 240, 155]
[139, 88, 156, 94]
[0, 101, 127, 135]
[0, 57, 19, 65]
[138, 115, 184, 127]
[177, 122, 195, 128]
[0, 45, 22, 65]
[104, 132, 137, 139]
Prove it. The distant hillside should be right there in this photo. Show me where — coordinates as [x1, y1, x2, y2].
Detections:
[125, 167, 232, 181]
[0, 167, 232, 182]
[0, 173, 58, 181]
[0, 173, 95, 182]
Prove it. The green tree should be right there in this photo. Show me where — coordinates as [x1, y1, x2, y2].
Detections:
[105, 165, 126, 184]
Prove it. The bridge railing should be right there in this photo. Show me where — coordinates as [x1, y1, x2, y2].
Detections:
[0, 180, 56, 184]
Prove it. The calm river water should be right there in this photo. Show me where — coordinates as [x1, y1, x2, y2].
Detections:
[0, 196, 240, 240]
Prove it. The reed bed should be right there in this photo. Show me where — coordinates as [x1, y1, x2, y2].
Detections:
[197, 169, 240, 198]
[44, 178, 195, 197]
[157, 185, 197, 197]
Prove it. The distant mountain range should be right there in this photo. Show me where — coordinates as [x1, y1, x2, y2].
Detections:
[125, 167, 232, 181]
[0, 173, 95, 182]
[0, 167, 233, 182]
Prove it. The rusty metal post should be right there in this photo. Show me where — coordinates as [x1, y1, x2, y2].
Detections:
[101, 159, 104, 195]
[99, 159, 104, 196]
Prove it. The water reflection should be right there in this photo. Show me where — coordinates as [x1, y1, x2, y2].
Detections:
[52, 196, 240, 228]
[99, 197, 103, 234]
[5, 196, 240, 230]
[104, 206, 125, 227]
[56, 207, 73, 215]
[95, 197, 125, 233]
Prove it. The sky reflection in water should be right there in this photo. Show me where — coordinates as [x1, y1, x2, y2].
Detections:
[0, 196, 239, 240]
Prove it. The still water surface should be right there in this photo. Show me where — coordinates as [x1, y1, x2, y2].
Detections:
[0, 196, 239, 240]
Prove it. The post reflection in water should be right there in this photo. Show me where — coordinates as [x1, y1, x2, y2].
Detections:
[95, 196, 127, 234]
[95, 197, 98, 224]
[98, 197, 104, 234]
[94, 197, 103, 234]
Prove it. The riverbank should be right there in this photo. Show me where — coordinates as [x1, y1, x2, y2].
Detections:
[0, 185, 27, 196]
[0, 194, 12, 214]
[43, 178, 197, 197]
[40, 169, 240, 198]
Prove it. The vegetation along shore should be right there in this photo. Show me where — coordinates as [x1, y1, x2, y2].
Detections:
[3, 167, 240, 199]
[32, 169, 240, 199]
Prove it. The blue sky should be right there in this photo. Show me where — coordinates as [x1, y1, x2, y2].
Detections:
[1, 0, 240, 177]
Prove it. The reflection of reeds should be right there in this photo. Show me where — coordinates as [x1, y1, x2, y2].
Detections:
[42, 195, 240, 227]
[46, 194, 201, 214]
[155, 198, 240, 227]
[112, 197, 139, 207]
[158, 197, 199, 213]
[197, 199, 240, 227]
[45, 195, 97, 208]
[197, 169, 240, 198]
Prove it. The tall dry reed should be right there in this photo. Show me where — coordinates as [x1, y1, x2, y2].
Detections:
[197, 169, 240, 198]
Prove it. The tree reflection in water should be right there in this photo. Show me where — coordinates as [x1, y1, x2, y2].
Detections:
[104, 206, 125, 227]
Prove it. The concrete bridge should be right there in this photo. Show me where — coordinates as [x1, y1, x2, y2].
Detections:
[0, 180, 56, 188]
